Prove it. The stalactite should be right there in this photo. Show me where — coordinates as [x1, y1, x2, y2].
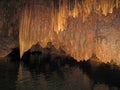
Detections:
[51, 0, 120, 32]
[19, 0, 120, 65]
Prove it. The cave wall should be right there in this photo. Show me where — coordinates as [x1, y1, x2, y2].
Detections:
[0, 0, 21, 58]
[19, 0, 120, 65]
[0, 0, 120, 65]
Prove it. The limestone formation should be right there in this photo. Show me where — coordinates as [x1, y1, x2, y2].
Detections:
[0, 0, 120, 65]
[19, 0, 120, 65]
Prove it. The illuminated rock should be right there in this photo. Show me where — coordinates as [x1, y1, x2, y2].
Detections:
[19, 0, 120, 65]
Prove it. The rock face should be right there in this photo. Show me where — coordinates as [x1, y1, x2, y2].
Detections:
[0, 0, 120, 65]
[0, 0, 20, 58]
[19, 0, 120, 65]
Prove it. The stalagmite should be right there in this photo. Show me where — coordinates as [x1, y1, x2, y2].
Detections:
[19, 0, 120, 65]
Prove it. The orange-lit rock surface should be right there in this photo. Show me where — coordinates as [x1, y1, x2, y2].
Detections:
[18, 0, 120, 65]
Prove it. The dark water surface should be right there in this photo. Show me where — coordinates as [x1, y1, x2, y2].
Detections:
[0, 52, 120, 90]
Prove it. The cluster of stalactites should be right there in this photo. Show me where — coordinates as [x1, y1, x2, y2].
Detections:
[52, 0, 120, 33]
[19, 0, 120, 65]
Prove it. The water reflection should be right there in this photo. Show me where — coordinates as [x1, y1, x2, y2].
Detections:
[0, 52, 120, 90]
[79, 61, 120, 89]
[17, 59, 92, 90]
[0, 57, 19, 90]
